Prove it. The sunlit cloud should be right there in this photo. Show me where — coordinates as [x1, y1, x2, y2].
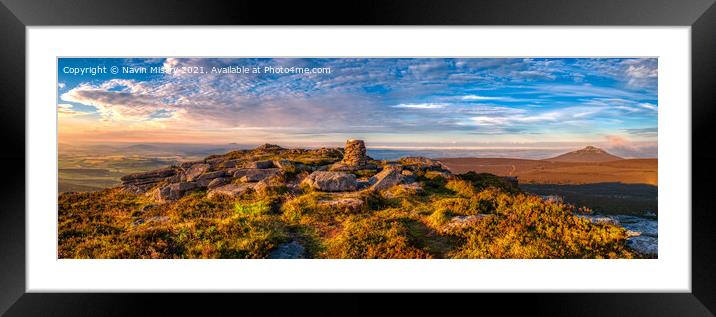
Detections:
[57, 58, 658, 156]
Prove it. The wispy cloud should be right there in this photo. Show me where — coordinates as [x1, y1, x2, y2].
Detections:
[57, 58, 657, 152]
[462, 95, 503, 101]
[392, 103, 446, 109]
[624, 127, 658, 135]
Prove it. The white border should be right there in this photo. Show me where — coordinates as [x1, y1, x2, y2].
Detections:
[27, 27, 690, 292]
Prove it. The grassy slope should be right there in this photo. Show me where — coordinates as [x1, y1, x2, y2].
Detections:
[58, 171, 637, 259]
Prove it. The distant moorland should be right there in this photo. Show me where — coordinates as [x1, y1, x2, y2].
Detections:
[439, 147, 657, 216]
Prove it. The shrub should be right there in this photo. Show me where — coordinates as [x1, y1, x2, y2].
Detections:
[445, 179, 477, 197]
[427, 209, 450, 228]
[457, 171, 519, 193]
[324, 216, 432, 259]
[447, 190, 635, 259]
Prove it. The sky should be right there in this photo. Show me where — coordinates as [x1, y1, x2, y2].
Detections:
[57, 58, 658, 157]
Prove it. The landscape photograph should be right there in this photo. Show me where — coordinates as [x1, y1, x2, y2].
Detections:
[57, 57, 658, 259]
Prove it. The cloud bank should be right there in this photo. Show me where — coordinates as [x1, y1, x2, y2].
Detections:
[57, 58, 657, 156]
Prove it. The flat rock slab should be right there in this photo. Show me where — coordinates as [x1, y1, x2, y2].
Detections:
[370, 167, 405, 191]
[207, 177, 230, 189]
[302, 171, 357, 192]
[244, 160, 275, 169]
[121, 167, 176, 182]
[185, 163, 210, 182]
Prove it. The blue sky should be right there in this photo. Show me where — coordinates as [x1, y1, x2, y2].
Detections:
[57, 58, 657, 157]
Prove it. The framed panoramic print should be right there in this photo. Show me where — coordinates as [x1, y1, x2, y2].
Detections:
[2, 0, 716, 315]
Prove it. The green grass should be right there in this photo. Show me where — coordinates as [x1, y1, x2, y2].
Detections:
[59, 162, 640, 259]
[234, 200, 271, 216]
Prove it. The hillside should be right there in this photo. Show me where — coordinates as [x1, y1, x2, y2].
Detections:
[438, 157, 657, 186]
[58, 140, 649, 259]
[545, 146, 623, 162]
[438, 156, 658, 217]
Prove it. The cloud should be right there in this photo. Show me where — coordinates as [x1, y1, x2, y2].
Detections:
[58, 82, 65, 89]
[469, 111, 570, 128]
[571, 58, 657, 90]
[57, 103, 86, 117]
[639, 103, 658, 111]
[624, 127, 658, 135]
[392, 103, 446, 109]
[57, 58, 658, 144]
[61, 80, 179, 122]
[513, 70, 556, 80]
[624, 59, 658, 88]
[462, 95, 502, 101]
[531, 84, 651, 100]
[604, 135, 657, 157]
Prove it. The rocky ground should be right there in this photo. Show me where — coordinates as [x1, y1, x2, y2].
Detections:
[118, 142, 450, 206]
[58, 140, 653, 259]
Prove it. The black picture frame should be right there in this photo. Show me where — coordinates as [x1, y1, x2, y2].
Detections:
[1, 0, 715, 315]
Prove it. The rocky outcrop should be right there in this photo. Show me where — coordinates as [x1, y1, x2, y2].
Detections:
[219, 159, 243, 168]
[399, 156, 452, 173]
[244, 160, 275, 169]
[156, 182, 198, 202]
[179, 161, 204, 169]
[312, 147, 343, 157]
[234, 168, 281, 182]
[273, 159, 312, 173]
[196, 170, 228, 179]
[254, 143, 285, 152]
[207, 183, 255, 199]
[118, 140, 452, 203]
[401, 169, 416, 181]
[120, 167, 177, 193]
[424, 170, 452, 180]
[301, 171, 357, 192]
[184, 163, 210, 182]
[369, 166, 406, 191]
[207, 177, 230, 189]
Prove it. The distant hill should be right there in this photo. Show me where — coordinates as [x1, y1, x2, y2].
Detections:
[545, 146, 623, 162]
